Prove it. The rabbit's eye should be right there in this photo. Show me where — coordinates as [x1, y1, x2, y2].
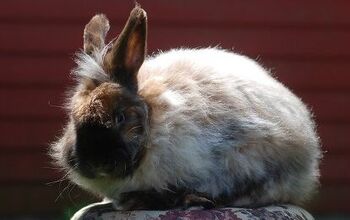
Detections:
[116, 112, 125, 124]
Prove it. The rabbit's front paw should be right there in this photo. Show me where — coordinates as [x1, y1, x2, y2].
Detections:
[182, 194, 215, 209]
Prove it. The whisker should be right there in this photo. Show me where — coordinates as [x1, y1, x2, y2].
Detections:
[126, 125, 142, 136]
[46, 171, 70, 185]
[68, 184, 78, 207]
[43, 166, 63, 170]
[128, 135, 139, 143]
[55, 181, 73, 202]
[48, 101, 66, 109]
[46, 166, 77, 186]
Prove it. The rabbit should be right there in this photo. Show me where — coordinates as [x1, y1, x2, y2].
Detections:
[50, 5, 322, 210]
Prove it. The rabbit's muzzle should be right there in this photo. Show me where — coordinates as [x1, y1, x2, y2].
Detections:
[70, 122, 134, 179]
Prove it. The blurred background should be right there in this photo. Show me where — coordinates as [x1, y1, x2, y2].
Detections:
[0, 0, 349, 219]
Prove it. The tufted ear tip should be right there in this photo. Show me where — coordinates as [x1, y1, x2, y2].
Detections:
[83, 14, 110, 55]
[130, 4, 147, 22]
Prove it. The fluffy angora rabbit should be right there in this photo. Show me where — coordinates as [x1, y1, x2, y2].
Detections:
[51, 6, 321, 210]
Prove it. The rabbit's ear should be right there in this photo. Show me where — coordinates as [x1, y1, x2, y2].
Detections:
[104, 6, 147, 93]
[84, 14, 110, 55]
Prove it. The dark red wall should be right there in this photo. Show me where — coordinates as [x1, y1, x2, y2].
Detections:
[1, 0, 349, 216]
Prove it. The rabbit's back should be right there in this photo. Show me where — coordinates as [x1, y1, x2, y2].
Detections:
[139, 48, 316, 143]
[128, 48, 321, 206]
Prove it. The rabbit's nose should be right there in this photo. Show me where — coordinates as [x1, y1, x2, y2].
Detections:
[72, 151, 118, 179]
[95, 162, 118, 177]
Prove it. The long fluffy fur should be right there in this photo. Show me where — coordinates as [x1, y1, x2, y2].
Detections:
[53, 47, 321, 207]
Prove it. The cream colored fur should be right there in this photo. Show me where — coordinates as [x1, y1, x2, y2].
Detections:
[55, 47, 322, 206]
